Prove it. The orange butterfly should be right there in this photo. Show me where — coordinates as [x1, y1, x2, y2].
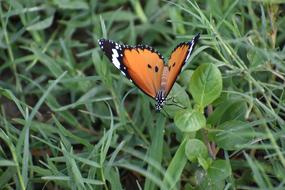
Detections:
[98, 34, 200, 111]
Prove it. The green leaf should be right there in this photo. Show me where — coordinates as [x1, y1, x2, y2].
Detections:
[197, 159, 231, 190]
[0, 167, 17, 188]
[27, 15, 54, 31]
[162, 138, 188, 189]
[54, 0, 89, 9]
[61, 144, 85, 189]
[207, 160, 231, 182]
[214, 120, 255, 150]
[207, 98, 247, 125]
[189, 63, 222, 109]
[199, 178, 225, 190]
[164, 83, 191, 117]
[178, 70, 193, 88]
[174, 109, 206, 132]
[0, 87, 25, 116]
[185, 139, 208, 162]
[198, 157, 213, 171]
[104, 167, 123, 190]
[144, 115, 165, 190]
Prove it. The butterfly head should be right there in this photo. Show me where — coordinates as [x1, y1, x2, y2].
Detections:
[155, 90, 166, 111]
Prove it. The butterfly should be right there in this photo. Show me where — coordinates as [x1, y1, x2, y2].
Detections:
[98, 33, 200, 111]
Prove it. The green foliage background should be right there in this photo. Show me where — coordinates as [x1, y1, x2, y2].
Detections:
[0, 0, 285, 189]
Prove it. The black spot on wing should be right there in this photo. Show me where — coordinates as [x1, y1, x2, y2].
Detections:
[155, 66, 159, 72]
[147, 64, 152, 69]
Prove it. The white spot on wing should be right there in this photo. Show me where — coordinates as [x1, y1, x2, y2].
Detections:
[112, 49, 121, 69]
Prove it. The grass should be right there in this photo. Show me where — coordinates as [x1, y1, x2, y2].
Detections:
[0, 0, 285, 189]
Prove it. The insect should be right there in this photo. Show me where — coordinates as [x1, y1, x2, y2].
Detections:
[98, 33, 200, 111]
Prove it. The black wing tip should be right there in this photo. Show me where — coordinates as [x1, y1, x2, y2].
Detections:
[98, 38, 124, 50]
[187, 33, 200, 45]
[193, 33, 200, 43]
[98, 38, 108, 49]
[168, 33, 200, 59]
[98, 38, 121, 45]
[98, 38, 107, 43]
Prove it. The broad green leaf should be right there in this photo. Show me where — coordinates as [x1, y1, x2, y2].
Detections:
[215, 120, 255, 150]
[164, 83, 191, 117]
[197, 160, 231, 190]
[199, 178, 225, 190]
[188, 63, 222, 109]
[168, 83, 190, 108]
[178, 70, 193, 88]
[207, 160, 231, 182]
[207, 98, 247, 125]
[185, 139, 208, 162]
[197, 157, 212, 171]
[174, 109, 206, 132]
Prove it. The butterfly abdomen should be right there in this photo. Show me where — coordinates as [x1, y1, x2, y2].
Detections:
[159, 66, 169, 93]
[155, 66, 169, 110]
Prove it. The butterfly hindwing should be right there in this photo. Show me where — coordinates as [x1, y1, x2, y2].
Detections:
[165, 34, 200, 95]
[99, 39, 165, 98]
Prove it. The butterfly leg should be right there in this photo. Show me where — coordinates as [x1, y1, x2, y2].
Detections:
[166, 96, 174, 102]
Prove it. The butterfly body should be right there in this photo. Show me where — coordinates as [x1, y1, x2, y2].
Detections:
[98, 34, 200, 111]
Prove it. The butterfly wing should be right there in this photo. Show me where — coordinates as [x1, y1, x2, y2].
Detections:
[165, 34, 200, 95]
[98, 39, 129, 77]
[98, 39, 165, 98]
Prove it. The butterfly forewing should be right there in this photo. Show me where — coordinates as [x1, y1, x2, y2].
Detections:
[165, 34, 200, 95]
[122, 47, 164, 98]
